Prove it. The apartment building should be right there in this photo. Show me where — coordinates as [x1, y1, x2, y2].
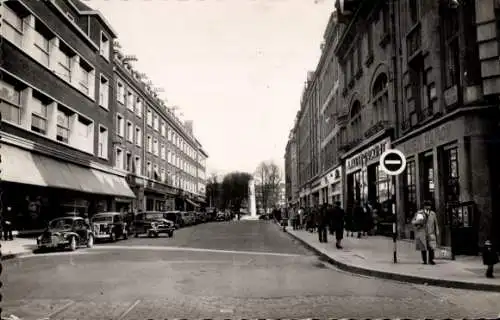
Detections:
[0, 0, 135, 232]
[112, 46, 208, 212]
[284, 127, 299, 205]
[287, 0, 500, 255]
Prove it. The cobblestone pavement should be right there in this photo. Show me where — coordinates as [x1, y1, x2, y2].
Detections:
[3, 221, 500, 319]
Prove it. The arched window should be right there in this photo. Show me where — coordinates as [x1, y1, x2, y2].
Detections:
[349, 100, 362, 142]
[371, 73, 389, 125]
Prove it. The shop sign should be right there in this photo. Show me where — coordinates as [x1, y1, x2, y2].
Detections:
[345, 138, 391, 174]
[398, 121, 453, 155]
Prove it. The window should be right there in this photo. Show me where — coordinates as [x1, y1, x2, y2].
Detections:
[33, 20, 51, 67]
[409, 0, 420, 27]
[135, 126, 142, 146]
[371, 73, 389, 125]
[161, 169, 166, 182]
[116, 114, 124, 137]
[56, 106, 72, 143]
[404, 160, 417, 222]
[125, 152, 132, 172]
[78, 60, 92, 95]
[349, 101, 362, 141]
[146, 161, 152, 178]
[136, 98, 142, 117]
[168, 151, 172, 163]
[167, 128, 172, 141]
[3, 5, 23, 47]
[134, 155, 141, 175]
[382, 4, 390, 35]
[0, 79, 22, 124]
[444, 147, 460, 202]
[161, 121, 166, 136]
[356, 40, 362, 73]
[147, 108, 153, 126]
[117, 81, 125, 103]
[153, 114, 159, 131]
[127, 121, 133, 143]
[154, 165, 159, 181]
[31, 92, 48, 135]
[127, 91, 134, 111]
[161, 144, 166, 160]
[367, 24, 373, 56]
[100, 31, 110, 60]
[147, 135, 152, 152]
[443, 8, 460, 89]
[115, 148, 123, 170]
[99, 75, 109, 109]
[408, 58, 425, 122]
[98, 126, 108, 159]
[153, 138, 159, 156]
[57, 42, 73, 82]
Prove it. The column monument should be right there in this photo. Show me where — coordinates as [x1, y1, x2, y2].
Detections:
[248, 178, 258, 220]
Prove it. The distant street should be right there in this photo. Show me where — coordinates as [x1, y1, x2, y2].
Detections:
[3, 220, 500, 319]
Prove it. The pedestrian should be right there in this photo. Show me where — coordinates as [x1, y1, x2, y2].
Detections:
[482, 240, 499, 278]
[331, 201, 345, 249]
[344, 206, 354, 237]
[317, 203, 328, 243]
[411, 200, 440, 265]
[353, 202, 364, 238]
[328, 203, 335, 236]
[2, 207, 14, 241]
[362, 202, 374, 236]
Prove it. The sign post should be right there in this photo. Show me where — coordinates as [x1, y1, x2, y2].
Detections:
[379, 149, 407, 264]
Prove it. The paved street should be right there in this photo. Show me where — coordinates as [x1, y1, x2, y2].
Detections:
[3, 220, 500, 319]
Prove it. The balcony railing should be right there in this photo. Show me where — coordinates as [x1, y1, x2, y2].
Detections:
[364, 120, 391, 139]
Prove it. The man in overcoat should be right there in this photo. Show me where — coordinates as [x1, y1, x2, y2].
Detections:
[411, 200, 440, 265]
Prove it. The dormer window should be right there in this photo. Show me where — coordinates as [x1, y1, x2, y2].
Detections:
[100, 31, 110, 60]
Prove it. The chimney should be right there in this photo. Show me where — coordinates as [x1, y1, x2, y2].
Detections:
[184, 120, 193, 135]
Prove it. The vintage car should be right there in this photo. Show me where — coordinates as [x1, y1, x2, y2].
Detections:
[37, 216, 94, 251]
[165, 211, 183, 229]
[91, 212, 128, 242]
[133, 211, 175, 238]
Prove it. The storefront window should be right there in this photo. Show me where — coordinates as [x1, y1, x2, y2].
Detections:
[422, 154, 435, 206]
[404, 160, 417, 222]
[444, 147, 460, 202]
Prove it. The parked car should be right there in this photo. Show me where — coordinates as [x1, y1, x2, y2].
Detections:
[91, 212, 128, 242]
[191, 211, 203, 224]
[216, 211, 226, 221]
[165, 211, 183, 229]
[180, 211, 195, 226]
[133, 211, 175, 237]
[37, 216, 94, 251]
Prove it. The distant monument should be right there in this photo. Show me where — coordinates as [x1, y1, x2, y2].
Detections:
[247, 179, 258, 220]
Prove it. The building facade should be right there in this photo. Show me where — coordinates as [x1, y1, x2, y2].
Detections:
[286, 0, 500, 254]
[0, 0, 135, 232]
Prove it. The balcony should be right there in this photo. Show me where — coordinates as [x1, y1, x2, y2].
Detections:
[364, 120, 391, 139]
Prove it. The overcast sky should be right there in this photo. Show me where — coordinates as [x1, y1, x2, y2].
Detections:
[88, 0, 335, 176]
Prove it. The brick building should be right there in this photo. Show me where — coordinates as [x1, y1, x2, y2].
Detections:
[286, 0, 500, 255]
[0, 0, 134, 232]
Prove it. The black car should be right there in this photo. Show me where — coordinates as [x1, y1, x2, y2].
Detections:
[165, 211, 183, 229]
[133, 211, 175, 238]
[91, 212, 128, 242]
[37, 217, 94, 251]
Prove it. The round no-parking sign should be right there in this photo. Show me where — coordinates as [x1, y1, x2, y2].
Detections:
[379, 149, 407, 176]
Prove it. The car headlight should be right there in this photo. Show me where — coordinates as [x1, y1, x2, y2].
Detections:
[151, 222, 158, 228]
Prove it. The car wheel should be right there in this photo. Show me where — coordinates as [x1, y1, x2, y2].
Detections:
[123, 230, 128, 240]
[110, 232, 116, 242]
[69, 236, 77, 251]
[87, 234, 94, 248]
[154, 232, 159, 238]
[134, 232, 139, 238]
[168, 231, 174, 238]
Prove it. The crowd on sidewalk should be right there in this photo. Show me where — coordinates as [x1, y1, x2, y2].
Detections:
[279, 201, 499, 279]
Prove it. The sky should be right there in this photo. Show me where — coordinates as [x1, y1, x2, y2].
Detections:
[88, 0, 335, 176]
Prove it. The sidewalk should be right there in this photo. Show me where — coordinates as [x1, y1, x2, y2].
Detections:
[285, 226, 500, 292]
[1, 237, 37, 260]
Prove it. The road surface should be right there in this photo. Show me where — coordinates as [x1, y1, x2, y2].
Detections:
[3, 220, 499, 319]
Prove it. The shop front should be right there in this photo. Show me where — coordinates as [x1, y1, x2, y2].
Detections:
[143, 179, 179, 212]
[330, 166, 343, 206]
[311, 179, 321, 206]
[1, 142, 135, 234]
[343, 137, 394, 221]
[393, 111, 496, 254]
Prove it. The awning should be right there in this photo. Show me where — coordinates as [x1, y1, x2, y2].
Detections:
[1, 143, 135, 198]
[185, 198, 200, 207]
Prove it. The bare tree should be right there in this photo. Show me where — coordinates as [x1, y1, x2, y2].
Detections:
[255, 161, 283, 211]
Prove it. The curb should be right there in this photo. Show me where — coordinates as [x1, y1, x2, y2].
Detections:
[284, 229, 500, 293]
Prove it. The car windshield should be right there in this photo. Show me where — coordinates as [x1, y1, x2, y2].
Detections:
[166, 213, 177, 220]
[145, 213, 163, 220]
[48, 218, 74, 230]
[92, 215, 113, 223]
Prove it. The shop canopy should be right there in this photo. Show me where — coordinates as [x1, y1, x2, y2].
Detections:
[185, 198, 200, 207]
[1, 143, 135, 198]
